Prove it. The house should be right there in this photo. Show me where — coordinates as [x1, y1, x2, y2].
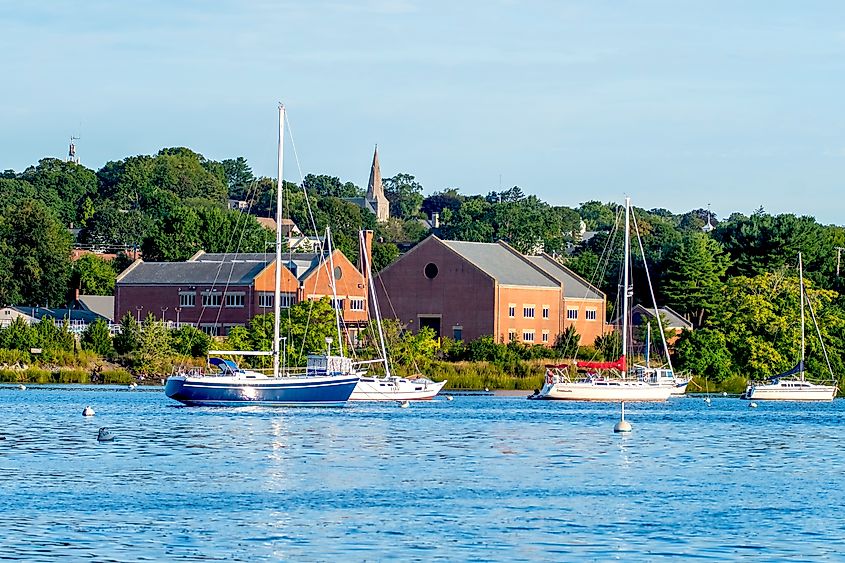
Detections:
[376, 236, 570, 346]
[345, 146, 390, 222]
[612, 304, 693, 347]
[114, 233, 373, 337]
[75, 294, 116, 323]
[0, 306, 107, 333]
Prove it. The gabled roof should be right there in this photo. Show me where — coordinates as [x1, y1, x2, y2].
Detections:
[628, 304, 693, 330]
[439, 239, 559, 288]
[525, 254, 605, 300]
[77, 295, 115, 322]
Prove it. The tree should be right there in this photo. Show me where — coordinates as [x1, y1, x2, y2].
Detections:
[554, 326, 580, 358]
[673, 328, 733, 381]
[372, 242, 399, 271]
[0, 317, 36, 351]
[662, 233, 731, 327]
[72, 254, 117, 296]
[221, 157, 255, 200]
[18, 158, 98, 226]
[0, 200, 72, 306]
[82, 319, 115, 358]
[303, 174, 362, 198]
[113, 312, 141, 355]
[170, 325, 211, 357]
[383, 173, 423, 220]
[137, 315, 173, 372]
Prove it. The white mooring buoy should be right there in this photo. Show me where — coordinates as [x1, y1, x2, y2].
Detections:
[446, 395, 454, 401]
[749, 402, 758, 409]
[97, 427, 114, 442]
[614, 401, 632, 433]
[82, 406, 95, 417]
[18, 384, 26, 391]
[399, 400, 411, 408]
[722, 391, 728, 397]
[704, 397, 712, 405]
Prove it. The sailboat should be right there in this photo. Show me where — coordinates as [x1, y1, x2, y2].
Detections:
[164, 104, 360, 406]
[742, 253, 837, 401]
[532, 198, 672, 402]
[348, 231, 447, 401]
[633, 323, 690, 396]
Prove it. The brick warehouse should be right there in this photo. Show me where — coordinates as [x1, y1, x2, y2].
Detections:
[115, 233, 372, 336]
[373, 235, 608, 346]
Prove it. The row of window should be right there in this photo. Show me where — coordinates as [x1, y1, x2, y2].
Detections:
[507, 304, 598, 321]
[507, 330, 550, 343]
[178, 292, 366, 312]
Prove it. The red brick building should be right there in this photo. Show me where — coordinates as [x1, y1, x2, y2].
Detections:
[115, 236, 371, 336]
[374, 236, 608, 346]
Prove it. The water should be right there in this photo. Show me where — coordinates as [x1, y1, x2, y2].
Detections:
[2, 386, 845, 561]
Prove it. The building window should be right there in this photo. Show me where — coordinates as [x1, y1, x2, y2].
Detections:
[508, 330, 517, 342]
[585, 308, 597, 321]
[566, 307, 578, 320]
[333, 266, 343, 280]
[523, 331, 535, 342]
[179, 292, 195, 307]
[542, 306, 549, 319]
[200, 323, 219, 336]
[225, 293, 245, 308]
[350, 298, 365, 311]
[453, 326, 463, 341]
[508, 304, 516, 318]
[258, 292, 295, 308]
[202, 292, 221, 307]
[542, 331, 549, 343]
[424, 263, 439, 279]
[523, 306, 535, 319]
[330, 298, 344, 311]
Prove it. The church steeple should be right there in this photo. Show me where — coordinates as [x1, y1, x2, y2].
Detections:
[366, 145, 389, 222]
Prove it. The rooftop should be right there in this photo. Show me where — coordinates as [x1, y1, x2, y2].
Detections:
[439, 239, 559, 288]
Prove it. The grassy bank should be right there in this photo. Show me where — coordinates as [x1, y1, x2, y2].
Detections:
[0, 367, 134, 385]
[422, 360, 546, 391]
[687, 375, 749, 395]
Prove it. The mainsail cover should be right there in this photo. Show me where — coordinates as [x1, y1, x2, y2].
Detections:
[547, 356, 627, 372]
[772, 360, 804, 380]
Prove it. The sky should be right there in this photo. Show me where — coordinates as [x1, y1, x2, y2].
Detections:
[2, 1, 845, 223]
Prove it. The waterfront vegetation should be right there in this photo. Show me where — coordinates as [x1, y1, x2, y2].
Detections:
[3, 150, 845, 390]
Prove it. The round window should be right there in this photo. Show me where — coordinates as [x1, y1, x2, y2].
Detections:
[424, 263, 438, 279]
[333, 266, 343, 280]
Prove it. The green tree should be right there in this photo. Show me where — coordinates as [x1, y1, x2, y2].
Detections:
[82, 319, 115, 358]
[170, 325, 212, 357]
[0, 200, 72, 306]
[113, 312, 141, 355]
[137, 315, 173, 372]
[663, 233, 731, 327]
[0, 317, 36, 351]
[673, 328, 733, 381]
[554, 326, 580, 358]
[222, 157, 255, 200]
[383, 173, 423, 220]
[72, 254, 117, 296]
[303, 174, 362, 198]
[372, 241, 400, 271]
[18, 158, 98, 226]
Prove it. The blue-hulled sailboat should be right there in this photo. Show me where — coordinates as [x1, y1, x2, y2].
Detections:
[164, 104, 359, 406]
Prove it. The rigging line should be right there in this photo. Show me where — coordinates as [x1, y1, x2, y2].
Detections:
[803, 285, 836, 382]
[213, 179, 263, 328]
[194, 178, 258, 330]
[375, 265, 403, 375]
[631, 209, 674, 372]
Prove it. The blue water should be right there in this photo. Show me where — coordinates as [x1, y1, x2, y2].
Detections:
[2, 386, 845, 561]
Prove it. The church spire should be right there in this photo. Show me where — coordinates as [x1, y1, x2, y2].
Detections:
[366, 145, 389, 222]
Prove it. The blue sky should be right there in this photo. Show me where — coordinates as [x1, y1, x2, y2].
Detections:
[2, 1, 845, 223]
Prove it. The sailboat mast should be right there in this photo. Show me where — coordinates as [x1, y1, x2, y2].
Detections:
[622, 197, 631, 378]
[273, 104, 285, 378]
[325, 226, 344, 356]
[360, 231, 391, 377]
[799, 252, 805, 381]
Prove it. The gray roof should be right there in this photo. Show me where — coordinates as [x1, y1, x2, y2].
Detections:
[12, 306, 105, 324]
[193, 252, 276, 263]
[440, 240, 559, 288]
[118, 260, 271, 286]
[526, 255, 604, 300]
[625, 304, 693, 330]
[77, 295, 115, 322]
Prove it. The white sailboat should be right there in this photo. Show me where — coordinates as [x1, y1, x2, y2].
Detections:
[742, 253, 837, 401]
[349, 231, 446, 401]
[532, 198, 672, 402]
[164, 104, 360, 406]
[633, 323, 690, 396]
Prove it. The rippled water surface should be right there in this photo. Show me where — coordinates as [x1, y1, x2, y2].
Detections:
[2, 386, 845, 561]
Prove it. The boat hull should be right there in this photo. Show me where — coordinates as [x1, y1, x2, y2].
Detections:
[535, 381, 673, 402]
[164, 374, 359, 406]
[348, 377, 447, 401]
[743, 380, 836, 401]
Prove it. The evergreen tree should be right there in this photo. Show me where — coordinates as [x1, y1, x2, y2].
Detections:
[663, 232, 731, 327]
[114, 312, 141, 355]
[82, 319, 115, 358]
